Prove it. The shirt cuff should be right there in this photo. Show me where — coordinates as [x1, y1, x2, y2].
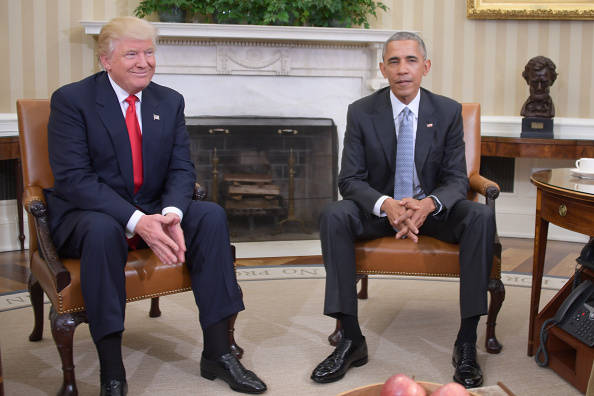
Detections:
[162, 206, 183, 222]
[126, 210, 145, 238]
[373, 195, 390, 217]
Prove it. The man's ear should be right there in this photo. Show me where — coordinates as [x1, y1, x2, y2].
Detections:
[100, 55, 111, 72]
[423, 59, 431, 76]
[380, 62, 387, 78]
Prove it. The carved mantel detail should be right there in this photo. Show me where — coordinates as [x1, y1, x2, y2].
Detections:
[217, 46, 290, 75]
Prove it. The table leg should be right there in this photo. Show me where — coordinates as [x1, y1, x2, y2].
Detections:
[527, 211, 549, 356]
[15, 159, 24, 250]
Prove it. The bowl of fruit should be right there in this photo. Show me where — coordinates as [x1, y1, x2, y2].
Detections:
[337, 373, 481, 396]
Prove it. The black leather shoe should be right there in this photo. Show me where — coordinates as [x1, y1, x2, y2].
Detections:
[200, 353, 267, 394]
[100, 380, 128, 396]
[452, 342, 483, 388]
[311, 337, 368, 383]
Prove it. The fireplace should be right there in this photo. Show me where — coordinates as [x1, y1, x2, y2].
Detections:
[187, 117, 338, 242]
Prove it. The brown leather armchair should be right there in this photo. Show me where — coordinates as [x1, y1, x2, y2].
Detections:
[17, 99, 241, 396]
[329, 103, 505, 354]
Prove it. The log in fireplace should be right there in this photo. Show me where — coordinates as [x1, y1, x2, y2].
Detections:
[187, 117, 338, 242]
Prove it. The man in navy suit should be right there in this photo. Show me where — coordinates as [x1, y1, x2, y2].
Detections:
[46, 17, 266, 395]
[310, 32, 495, 388]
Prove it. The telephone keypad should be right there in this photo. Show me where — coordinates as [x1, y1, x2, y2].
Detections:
[559, 307, 594, 347]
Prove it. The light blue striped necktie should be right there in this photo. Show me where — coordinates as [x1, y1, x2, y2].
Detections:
[394, 107, 414, 200]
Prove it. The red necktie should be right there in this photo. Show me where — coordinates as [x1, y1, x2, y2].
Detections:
[125, 95, 143, 194]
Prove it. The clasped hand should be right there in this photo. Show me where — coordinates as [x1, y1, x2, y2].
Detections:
[381, 197, 435, 242]
[134, 213, 186, 265]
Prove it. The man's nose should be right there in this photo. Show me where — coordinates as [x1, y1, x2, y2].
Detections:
[136, 54, 148, 67]
[396, 63, 408, 74]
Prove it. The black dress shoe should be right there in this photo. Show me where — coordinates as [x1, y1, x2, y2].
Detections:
[200, 353, 267, 394]
[100, 380, 128, 396]
[452, 342, 483, 388]
[311, 337, 368, 383]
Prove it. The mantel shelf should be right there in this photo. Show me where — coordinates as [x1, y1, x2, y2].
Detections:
[81, 21, 405, 45]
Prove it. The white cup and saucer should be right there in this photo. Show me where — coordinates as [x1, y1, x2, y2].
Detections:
[571, 158, 594, 179]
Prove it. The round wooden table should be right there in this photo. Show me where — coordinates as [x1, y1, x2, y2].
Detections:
[528, 168, 594, 393]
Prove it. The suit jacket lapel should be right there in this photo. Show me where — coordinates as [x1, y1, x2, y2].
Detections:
[139, 86, 164, 193]
[95, 73, 136, 197]
[415, 90, 437, 175]
[371, 90, 397, 174]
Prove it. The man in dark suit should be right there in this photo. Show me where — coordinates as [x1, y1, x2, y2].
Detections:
[46, 17, 266, 395]
[310, 32, 495, 389]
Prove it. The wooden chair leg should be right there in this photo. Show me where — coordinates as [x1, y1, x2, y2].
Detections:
[485, 279, 505, 354]
[28, 273, 44, 342]
[328, 320, 343, 346]
[228, 312, 244, 359]
[50, 307, 87, 396]
[149, 297, 161, 318]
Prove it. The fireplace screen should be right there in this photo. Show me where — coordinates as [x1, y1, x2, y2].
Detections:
[186, 117, 338, 242]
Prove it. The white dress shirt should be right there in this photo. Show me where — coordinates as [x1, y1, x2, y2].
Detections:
[107, 74, 183, 237]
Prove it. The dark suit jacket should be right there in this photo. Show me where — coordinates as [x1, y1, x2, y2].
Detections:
[338, 87, 468, 220]
[46, 71, 196, 249]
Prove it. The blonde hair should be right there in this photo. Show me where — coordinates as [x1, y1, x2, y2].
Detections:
[96, 16, 158, 62]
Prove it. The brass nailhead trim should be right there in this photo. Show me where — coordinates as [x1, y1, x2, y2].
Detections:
[24, 197, 45, 209]
[58, 287, 193, 315]
[357, 270, 501, 280]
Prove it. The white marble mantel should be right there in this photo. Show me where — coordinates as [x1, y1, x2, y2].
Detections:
[81, 21, 398, 44]
[81, 21, 401, 93]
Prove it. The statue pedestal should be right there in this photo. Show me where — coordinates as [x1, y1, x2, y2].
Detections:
[521, 117, 554, 139]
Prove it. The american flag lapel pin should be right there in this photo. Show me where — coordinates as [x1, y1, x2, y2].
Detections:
[427, 123, 433, 128]
[153, 114, 160, 120]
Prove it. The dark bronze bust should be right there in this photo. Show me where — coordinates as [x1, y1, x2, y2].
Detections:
[520, 56, 558, 118]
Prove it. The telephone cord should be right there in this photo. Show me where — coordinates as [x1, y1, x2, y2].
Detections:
[534, 318, 558, 367]
[573, 265, 583, 290]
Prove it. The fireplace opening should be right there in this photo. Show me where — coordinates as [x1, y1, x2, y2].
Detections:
[186, 117, 338, 242]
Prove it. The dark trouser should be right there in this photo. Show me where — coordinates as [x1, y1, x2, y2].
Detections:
[319, 199, 495, 320]
[56, 201, 244, 343]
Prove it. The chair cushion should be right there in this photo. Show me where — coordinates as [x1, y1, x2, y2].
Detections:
[31, 249, 193, 315]
[355, 236, 501, 279]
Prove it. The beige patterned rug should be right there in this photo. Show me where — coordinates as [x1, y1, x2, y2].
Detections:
[0, 267, 581, 395]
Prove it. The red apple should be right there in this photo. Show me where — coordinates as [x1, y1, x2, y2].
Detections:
[431, 382, 470, 395]
[380, 373, 427, 396]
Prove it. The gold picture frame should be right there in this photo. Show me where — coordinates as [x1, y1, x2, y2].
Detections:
[467, 0, 594, 20]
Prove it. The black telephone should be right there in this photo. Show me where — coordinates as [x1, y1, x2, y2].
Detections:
[536, 279, 594, 367]
[554, 279, 594, 346]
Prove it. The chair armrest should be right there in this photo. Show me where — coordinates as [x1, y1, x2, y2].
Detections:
[23, 186, 71, 292]
[469, 173, 500, 211]
[194, 183, 207, 201]
[469, 174, 500, 200]
[468, 175, 503, 268]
